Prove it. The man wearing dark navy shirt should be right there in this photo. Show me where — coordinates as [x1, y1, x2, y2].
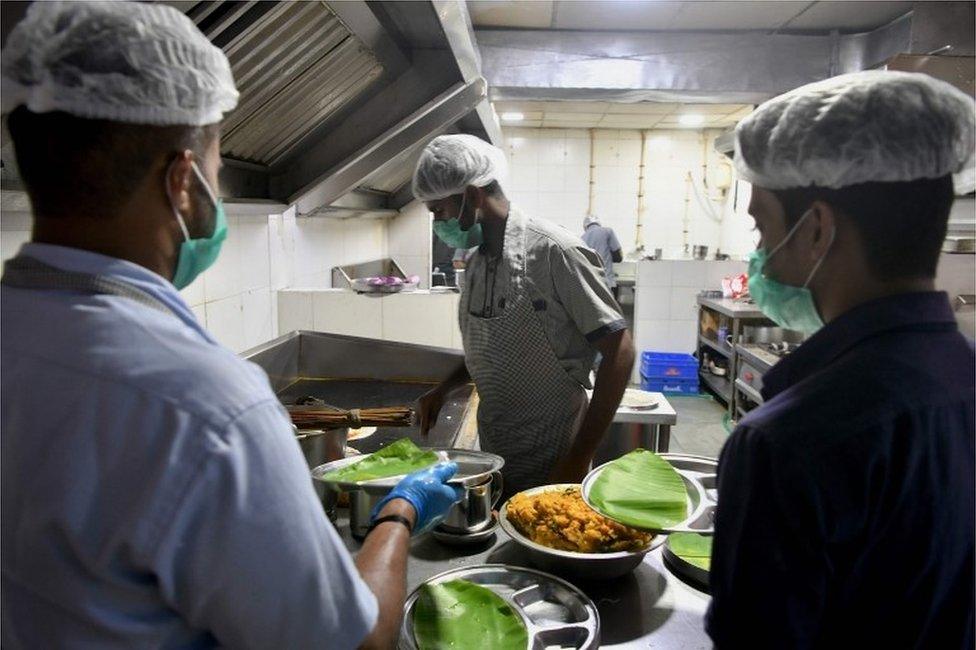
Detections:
[707, 71, 975, 649]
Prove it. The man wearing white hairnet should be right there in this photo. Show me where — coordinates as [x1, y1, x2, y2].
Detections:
[412, 135, 635, 497]
[707, 71, 975, 648]
[581, 214, 624, 299]
[0, 4, 461, 648]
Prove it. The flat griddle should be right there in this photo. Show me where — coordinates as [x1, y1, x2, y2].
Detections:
[276, 378, 473, 452]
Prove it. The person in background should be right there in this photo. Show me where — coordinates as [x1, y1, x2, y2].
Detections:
[0, 4, 459, 648]
[581, 214, 624, 300]
[707, 71, 975, 649]
[413, 135, 635, 497]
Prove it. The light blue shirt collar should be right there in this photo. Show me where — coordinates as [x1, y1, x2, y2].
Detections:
[16, 242, 214, 344]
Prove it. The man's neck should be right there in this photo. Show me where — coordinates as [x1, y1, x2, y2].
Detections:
[820, 278, 936, 323]
[32, 215, 177, 280]
[480, 199, 510, 258]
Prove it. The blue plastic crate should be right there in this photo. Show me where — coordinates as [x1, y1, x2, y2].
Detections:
[640, 352, 698, 380]
[640, 376, 700, 394]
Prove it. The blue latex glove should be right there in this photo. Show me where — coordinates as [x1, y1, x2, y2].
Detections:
[369, 462, 463, 535]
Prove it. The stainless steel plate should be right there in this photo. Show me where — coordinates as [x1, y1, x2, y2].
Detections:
[311, 447, 505, 495]
[580, 453, 717, 535]
[431, 514, 499, 547]
[498, 484, 664, 581]
[399, 564, 600, 650]
[663, 538, 710, 593]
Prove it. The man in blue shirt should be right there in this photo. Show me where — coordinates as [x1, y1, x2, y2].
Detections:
[581, 214, 624, 300]
[706, 71, 975, 648]
[0, 4, 458, 648]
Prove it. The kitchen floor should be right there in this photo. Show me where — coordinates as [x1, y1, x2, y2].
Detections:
[666, 395, 730, 458]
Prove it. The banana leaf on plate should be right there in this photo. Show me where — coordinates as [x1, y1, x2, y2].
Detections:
[323, 438, 438, 483]
[413, 580, 528, 650]
[588, 449, 688, 530]
[667, 532, 713, 571]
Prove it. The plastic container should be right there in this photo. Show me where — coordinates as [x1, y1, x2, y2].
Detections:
[639, 352, 698, 380]
[640, 376, 700, 394]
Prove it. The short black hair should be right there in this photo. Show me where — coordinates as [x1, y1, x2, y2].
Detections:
[772, 176, 954, 281]
[6, 107, 219, 218]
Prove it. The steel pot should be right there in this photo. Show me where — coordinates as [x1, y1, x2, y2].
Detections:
[438, 472, 503, 534]
[294, 425, 348, 522]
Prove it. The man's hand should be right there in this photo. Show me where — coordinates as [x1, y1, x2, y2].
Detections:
[417, 387, 446, 436]
[547, 451, 592, 484]
[370, 462, 463, 535]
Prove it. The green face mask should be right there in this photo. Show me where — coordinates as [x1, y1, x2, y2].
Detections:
[432, 194, 483, 249]
[747, 209, 835, 335]
[170, 161, 228, 290]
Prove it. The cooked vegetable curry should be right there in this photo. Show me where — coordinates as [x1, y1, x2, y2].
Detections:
[507, 487, 653, 553]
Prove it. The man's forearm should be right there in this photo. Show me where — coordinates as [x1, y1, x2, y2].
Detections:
[355, 499, 416, 650]
[570, 329, 635, 459]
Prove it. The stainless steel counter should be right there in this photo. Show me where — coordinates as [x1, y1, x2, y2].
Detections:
[336, 514, 712, 649]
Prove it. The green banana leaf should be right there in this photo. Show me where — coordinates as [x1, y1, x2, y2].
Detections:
[667, 532, 713, 571]
[323, 438, 438, 482]
[413, 580, 528, 650]
[588, 449, 688, 530]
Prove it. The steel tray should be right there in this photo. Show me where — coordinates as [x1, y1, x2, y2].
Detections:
[581, 453, 717, 535]
[399, 564, 600, 650]
[311, 447, 505, 495]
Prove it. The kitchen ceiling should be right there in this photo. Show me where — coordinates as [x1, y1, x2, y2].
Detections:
[492, 101, 753, 130]
[467, 1, 914, 33]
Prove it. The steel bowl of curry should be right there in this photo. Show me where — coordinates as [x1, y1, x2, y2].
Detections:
[498, 484, 664, 580]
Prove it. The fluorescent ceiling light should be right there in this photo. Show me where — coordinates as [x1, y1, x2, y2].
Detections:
[501, 112, 525, 122]
[678, 114, 705, 126]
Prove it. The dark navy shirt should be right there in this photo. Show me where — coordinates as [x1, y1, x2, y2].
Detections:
[707, 292, 974, 649]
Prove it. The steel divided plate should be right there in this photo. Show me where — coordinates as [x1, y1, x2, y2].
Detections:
[662, 537, 711, 593]
[311, 447, 505, 495]
[580, 453, 717, 535]
[399, 564, 600, 650]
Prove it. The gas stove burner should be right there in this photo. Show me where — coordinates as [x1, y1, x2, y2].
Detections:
[294, 395, 327, 406]
[764, 342, 800, 357]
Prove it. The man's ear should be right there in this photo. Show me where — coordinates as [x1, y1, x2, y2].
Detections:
[166, 150, 195, 216]
[465, 184, 486, 210]
[808, 200, 837, 261]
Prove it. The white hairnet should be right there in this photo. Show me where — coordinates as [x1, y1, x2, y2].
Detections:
[412, 134, 508, 201]
[1, 1, 238, 126]
[583, 214, 601, 228]
[734, 70, 975, 190]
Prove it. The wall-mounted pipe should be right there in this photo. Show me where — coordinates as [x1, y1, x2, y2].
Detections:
[587, 128, 596, 216]
[635, 130, 648, 253]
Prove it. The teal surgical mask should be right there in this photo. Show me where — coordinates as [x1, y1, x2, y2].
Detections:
[432, 193, 483, 249]
[169, 161, 227, 290]
[747, 208, 835, 335]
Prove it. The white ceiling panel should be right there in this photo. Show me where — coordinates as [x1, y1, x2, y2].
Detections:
[492, 100, 752, 130]
[599, 114, 667, 127]
[470, 0, 915, 32]
[553, 1, 685, 30]
[668, 1, 807, 31]
[545, 112, 607, 121]
[785, 1, 913, 31]
[606, 102, 679, 115]
[467, 0, 555, 28]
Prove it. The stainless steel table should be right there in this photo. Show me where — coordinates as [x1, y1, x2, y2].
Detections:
[594, 391, 679, 464]
[336, 514, 712, 649]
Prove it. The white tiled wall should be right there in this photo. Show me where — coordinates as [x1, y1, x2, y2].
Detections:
[632, 259, 747, 382]
[0, 205, 389, 354]
[388, 201, 432, 289]
[279, 289, 462, 350]
[503, 127, 757, 258]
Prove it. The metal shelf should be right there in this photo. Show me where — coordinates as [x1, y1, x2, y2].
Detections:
[698, 334, 732, 359]
[734, 378, 763, 405]
[699, 370, 732, 403]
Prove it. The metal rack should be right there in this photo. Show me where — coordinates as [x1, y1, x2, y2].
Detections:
[695, 297, 770, 422]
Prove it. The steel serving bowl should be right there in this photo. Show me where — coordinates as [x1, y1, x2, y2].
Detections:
[498, 484, 665, 581]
